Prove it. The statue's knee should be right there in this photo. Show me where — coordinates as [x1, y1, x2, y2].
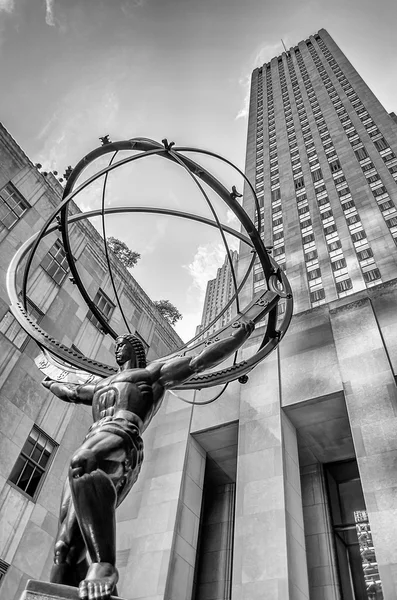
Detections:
[54, 540, 69, 565]
[70, 448, 97, 478]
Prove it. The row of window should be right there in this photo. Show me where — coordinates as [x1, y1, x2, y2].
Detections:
[255, 44, 390, 299]
[287, 57, 335, 302]
[304, 41, 385, 285]
[316, 37, 397, 183]
[313, 39, 397, 249]
[293, 50, 355, 298]
[306, 43, 382, 288]
[0, 183, 30, 232]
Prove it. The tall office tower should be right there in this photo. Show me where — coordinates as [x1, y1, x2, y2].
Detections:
[240, 28, 397, 314]
[196, 250, 238, 338]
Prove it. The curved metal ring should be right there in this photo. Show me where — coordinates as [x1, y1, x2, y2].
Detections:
[10, 139, 293, 389]
[7, 207, 292, 388]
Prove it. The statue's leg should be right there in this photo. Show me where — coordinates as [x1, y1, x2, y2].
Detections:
[68, 430, 132, 600]
[50, 478, 88, 587]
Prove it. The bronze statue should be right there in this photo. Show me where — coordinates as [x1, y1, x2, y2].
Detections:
[42, 321, 254, 600]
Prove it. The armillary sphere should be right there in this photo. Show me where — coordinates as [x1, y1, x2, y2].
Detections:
[6, 138, 293, 396]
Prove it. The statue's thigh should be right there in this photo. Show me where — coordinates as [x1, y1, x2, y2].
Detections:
[78, 431, 128, 480]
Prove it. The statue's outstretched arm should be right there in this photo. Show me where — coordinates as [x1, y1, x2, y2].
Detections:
[157, 321, 254, 389]
[42, 377, 96, 405]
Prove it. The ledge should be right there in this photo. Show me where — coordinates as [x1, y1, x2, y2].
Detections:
[20, 580, 122, 600]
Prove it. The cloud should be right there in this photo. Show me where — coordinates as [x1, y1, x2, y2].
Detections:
[37, 85, 120, 169]
[253, 41, 284, 68]
[45, 0, 55, 26]
[0, 0, 14, 13]
[226, 208, 239, 227]
[185, 242, 225, 298]
[235, 73, 251, 120]
[141, 218, 168, 255]
[235, 41, 284, 120]
[120, 0, 146, 17]
[174, 311, 202, 343]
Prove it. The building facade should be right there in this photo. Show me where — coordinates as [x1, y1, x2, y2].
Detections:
[196, 251, 238, 339]
[2, 27, 397, 600]
[234, 28, 397, 600]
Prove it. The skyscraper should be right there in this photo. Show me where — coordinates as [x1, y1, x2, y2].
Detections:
[196, 250, 238, 338]
[239, 28, 397, 314]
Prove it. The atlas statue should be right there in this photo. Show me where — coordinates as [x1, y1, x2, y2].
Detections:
[42, 322, 254, 599]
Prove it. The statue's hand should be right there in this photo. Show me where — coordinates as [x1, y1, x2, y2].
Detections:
[234, 320, 255, 339]
[42, 376, 54, 390]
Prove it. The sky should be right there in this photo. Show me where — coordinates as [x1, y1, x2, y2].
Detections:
[1, 0, 397, 341]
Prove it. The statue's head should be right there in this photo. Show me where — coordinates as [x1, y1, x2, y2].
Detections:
[115, 334, 147, 368]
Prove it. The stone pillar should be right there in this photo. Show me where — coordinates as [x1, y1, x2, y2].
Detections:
[193, 482, 235, 600]
[116, 392, 194, 600]
[233, 354, 310, 599]
[301, 463, 340, 600]
[330, 297, 397, 598]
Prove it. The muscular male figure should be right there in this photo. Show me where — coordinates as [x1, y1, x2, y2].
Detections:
[42, 321, 254, 599]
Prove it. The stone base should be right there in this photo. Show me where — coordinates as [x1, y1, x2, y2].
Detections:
[20, 580, 122, 600]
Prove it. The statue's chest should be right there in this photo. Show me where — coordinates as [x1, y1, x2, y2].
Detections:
[94, 370, 153, 418]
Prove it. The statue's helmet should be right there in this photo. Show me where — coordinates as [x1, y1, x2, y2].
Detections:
[116, 334, 147, 368]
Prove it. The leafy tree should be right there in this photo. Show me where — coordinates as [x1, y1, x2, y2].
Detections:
[154, 299, 183, 326]
[107, 237, 141, 268]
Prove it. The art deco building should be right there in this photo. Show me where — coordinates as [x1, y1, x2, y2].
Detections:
[196, 251, 238, 338]
[2, 27, 397, 600]
[234, 28, 397, 600]
[240, 29, 397, 314]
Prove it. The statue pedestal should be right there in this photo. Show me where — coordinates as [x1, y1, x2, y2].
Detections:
[20, 580, 121, 600]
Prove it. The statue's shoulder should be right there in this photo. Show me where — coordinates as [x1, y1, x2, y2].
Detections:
[145, 361, 164, 379]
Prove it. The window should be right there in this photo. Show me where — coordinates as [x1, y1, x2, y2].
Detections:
[336, 279, 352, 293]
[373, 186, 387, 198]
[0, 183, 30, 231]
[328, 240, 342, 252]
[351, 230, 366, 242]
[338, 187, 351, 197]
[273, 245, 285, 256]
[354, 147, 368, 161]
[308, 268, 321, 280]
[0, 559, 9, 585]
[305, 249, 318, 261]
[332, 258, 347, 271]
[342, 199, 355, 210]
[0, 297, 43, 351]
[374, 138, 388, 152]
[310, 288, 325, 303]
[357, 248, 373, 261]
[300, 217, 312, 229]
[387, 216, 397, 228]
[295, 177, 305, 190]
[87, 289, 115, 330]
[302, 233, 314, 243]
[312, 168, 323, 182]
[321, 210, 333, 220]
[9, 426, 57, 499]
[329, 159, 341, 173]
[271, 188, 281, 202]
[363, 269, 381, 283]
[324, 224, 337, 235]
[41, 240, 69, 285]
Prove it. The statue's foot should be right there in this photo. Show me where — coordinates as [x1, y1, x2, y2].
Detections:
[78, 562, 118, 599]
